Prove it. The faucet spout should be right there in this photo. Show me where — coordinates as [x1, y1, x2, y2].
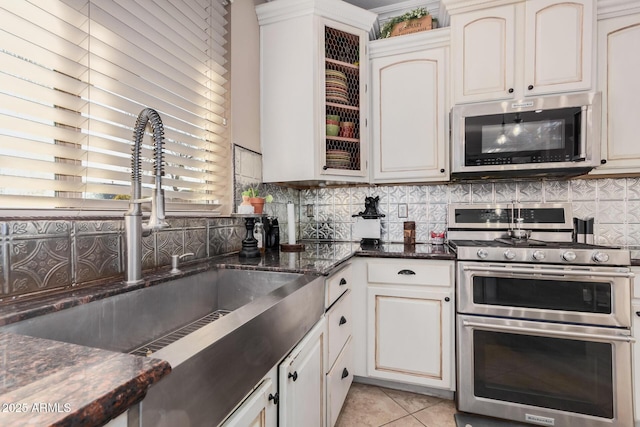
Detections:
[125, 108, 170, 284]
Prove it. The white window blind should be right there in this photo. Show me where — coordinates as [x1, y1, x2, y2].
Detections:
[0, 0, 229, 209]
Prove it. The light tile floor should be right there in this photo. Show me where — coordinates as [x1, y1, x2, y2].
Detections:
[335, 383, 457, 427]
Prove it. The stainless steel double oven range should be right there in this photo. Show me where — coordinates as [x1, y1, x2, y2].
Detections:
[447, 203, 634, 427]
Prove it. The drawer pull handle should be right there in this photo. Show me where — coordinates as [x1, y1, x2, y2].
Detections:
[339, 278, 347, 286]
[341, 368, 349, 379]
[288, 371, 298, 382]
[268, 393, 279, 405]
[339, 316, 347, 325]
[398, 269, 416, 275]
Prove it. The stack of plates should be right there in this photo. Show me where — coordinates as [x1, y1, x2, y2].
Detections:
[326, 69, 349, 104]
[326, 149, 351, 169]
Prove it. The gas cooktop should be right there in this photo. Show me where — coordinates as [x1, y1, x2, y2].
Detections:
[448, 239, 630, 266]
[446, 203, 631, 266]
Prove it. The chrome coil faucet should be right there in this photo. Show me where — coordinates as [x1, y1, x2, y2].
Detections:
[125, 108, 170, 284]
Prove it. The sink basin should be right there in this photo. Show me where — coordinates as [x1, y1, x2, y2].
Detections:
[1, 268, 325, 426]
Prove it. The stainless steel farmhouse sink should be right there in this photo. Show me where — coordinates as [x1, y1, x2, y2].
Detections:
[1, 268, 325, 427]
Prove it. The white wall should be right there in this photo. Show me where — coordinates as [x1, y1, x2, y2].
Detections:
[230, 0, 265, 154]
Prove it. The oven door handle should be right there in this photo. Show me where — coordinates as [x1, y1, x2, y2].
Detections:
[462, 265, 634, 278]
[462, 320, 635, 343]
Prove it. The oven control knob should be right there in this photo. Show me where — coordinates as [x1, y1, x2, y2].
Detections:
[563, 251, 577, 262]
[593, 252, 610, 263]
[476, 248, 489, 259]
[504, 249, 516, 260]
[532, 250, 545, 261]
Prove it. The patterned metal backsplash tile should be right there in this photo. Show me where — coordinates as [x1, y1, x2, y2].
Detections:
[1, 177, 638, 300]
[300, 178, 638, 247]
[0, 217, 243, 299]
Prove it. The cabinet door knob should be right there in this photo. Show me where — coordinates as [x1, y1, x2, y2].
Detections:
[601, 159, 607, 164]
[636, 311, 640, 317]
[339, 278, 347, 286]
[445, 297, 450, 302]
[339, 316, 347, 325]
[323, 165, 329, 170]
[527, 85, 534, 90]
[288, 371, 298, 381]
[440, 168, 445, 173]
[268, 393, 279, 405]
[508, 88, 514, 93]
[341, 368, 349, 379]
[398, 269, 416, 275]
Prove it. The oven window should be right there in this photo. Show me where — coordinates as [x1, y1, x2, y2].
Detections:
[474, 331, 614, 418]
[473, 276, 612, 314]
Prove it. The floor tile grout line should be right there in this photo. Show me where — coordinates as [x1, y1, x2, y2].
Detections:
[377, 384, 447, 416]
[378, 413, 428, 427]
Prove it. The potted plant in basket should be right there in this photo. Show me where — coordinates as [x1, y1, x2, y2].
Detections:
[242, 187, 273, 214]
[378, 7, 437, 39]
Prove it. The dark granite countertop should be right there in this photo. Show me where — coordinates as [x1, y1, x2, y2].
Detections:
[0, 240, 454, 426]
[0, 332, 170, 427]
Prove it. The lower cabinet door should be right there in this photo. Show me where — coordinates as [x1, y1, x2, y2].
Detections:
[367, 285, 454, 390]
[279, 318, 326, 427]
[633, 302, 640, 424]
[220, 376, 277, 427]
[326, 336, 353, 427]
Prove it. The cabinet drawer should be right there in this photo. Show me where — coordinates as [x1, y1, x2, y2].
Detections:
[326, 263, 352, 308]
[367, 259, 453, 287]
[326, 336, 353, 427]
[327, 289, 352, 369]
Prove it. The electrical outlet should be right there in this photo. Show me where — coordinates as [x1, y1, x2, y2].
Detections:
[398, 203, 408, 218]
[306, 204, 314, 217]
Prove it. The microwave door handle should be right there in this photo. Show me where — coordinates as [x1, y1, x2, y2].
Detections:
[462, 265, 635, 278]
[462, 320, 635, 343]
[578, 105, 587, 160]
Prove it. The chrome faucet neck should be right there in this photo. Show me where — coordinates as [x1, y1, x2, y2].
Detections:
[125, 108, 169, 284]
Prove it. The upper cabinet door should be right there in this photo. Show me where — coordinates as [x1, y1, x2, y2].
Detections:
[371, 45, 449, 182]
[591, 13, 640, 175]
[452, 5, 517, 103]
[450, 0, 594, 104]
[524, 0, 594, 96]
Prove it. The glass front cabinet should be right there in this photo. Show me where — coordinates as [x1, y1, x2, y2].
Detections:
[257, 0, 376, 184]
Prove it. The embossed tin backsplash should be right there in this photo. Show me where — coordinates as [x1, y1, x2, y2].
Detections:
[300, 178, 640, 247]
[0, 217, 244, 299]
[1, 177, 637, 300]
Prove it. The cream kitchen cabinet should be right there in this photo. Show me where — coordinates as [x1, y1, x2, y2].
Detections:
[634, 302, 640, 426]
[256, 0, 376, 184]
[221, 368, 278, 427]
[449, 0, 594, 104]
[324, 263, 353, 427]
[369, 30, 450, 183]
[279, 317, 326, 427]
[591, 12, 640, 175]
[632, 266, 640, 425]
[365, 258, 455, 390]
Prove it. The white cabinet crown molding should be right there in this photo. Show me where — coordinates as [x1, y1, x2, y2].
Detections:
[256, 0, 377, 31]
[372, 0, 442, 23]
[441, 0, 524, 15]
[369, 27, 451, 58]
[597, 0, 640, 19]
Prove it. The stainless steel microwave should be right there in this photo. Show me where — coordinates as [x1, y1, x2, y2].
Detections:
[451, 93, 601, 179]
